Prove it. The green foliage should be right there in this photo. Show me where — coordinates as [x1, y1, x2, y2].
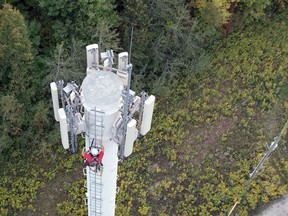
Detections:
[44, 39, 86, 84]
[0, 4, 37, 162]
[115, 10, 288, 215]
[38, 0, 119, 46]
[56, 179, 87, 216]
[188, 0, 287, 43]
[120, 0, 206, 93]
[121, 0, 288, 95]
[0, 129, 84, 215]
[32, 101, 50, 132]
[239, 0, 271, 22]
[0, 3, 33, 97]
[0, 94, 24, 135]
[191, 0, 236, 27]
[0, 160, 45, 215]
[27, 20, 41, 51]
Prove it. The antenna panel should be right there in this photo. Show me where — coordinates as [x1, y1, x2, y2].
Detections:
[86, 44, 99, 71]
[118, 52, 128, 71]
[117, 52, 129, 86]
[140, 95, 155, 135]
[58, 108, 69, 149]
[75, 113, 85, 135]
[124, 119, 138, 157]
[50, 82, 59, 122]
[117, 70, 128, 86]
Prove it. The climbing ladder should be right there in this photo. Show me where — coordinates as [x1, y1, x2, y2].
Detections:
[87, 109, 105, 148]
[84, 108, 105, 216]
[88, 167, 103, 215]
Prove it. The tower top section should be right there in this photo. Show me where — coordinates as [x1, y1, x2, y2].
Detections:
[81, 70, 123, 112]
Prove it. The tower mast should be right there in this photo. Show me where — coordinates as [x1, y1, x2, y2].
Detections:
[50, 43, 155, 216]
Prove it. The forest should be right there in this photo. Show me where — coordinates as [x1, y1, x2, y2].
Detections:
[0, 0, 288, 215]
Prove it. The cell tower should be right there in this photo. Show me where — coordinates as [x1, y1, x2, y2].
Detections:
[50, 44, 155, 216]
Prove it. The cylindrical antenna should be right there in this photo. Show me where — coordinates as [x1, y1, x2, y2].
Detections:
[128, 26, 134, 64]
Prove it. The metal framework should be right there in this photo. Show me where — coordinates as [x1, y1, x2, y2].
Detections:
[55, 80, 83, 153]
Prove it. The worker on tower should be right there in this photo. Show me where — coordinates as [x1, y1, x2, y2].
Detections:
[82, 144, 104, 174]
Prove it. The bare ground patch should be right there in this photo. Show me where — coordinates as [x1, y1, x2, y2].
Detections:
[18, 163, 83, 216]
[181, 116, 235, 168]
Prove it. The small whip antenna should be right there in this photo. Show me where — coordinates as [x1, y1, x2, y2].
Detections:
[90, 138, 95, 148]
[129, 26, 134, 64]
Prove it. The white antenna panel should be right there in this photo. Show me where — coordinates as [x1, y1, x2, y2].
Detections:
[117, 52, 129, 86]
[140, 95, 155, 136]
[118, 52, 128, 71]
[117, 71, 128, 86]
[124, 119, 138, 157]
[75, 113, 85, 135]
[50, 82, 59, 122]
[58, 108, 69, 149]
[86, 44, 99, 70]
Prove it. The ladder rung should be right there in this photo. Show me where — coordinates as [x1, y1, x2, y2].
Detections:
[95, 125, 103, 127]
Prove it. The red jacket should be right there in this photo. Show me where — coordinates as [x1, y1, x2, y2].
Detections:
[97, 151, 104, 163]
[82, 150, 104, 164]
[83, 152, 93, 163]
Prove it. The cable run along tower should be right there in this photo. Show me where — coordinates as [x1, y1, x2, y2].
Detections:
[50, 44, 155, 216]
